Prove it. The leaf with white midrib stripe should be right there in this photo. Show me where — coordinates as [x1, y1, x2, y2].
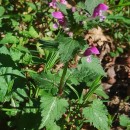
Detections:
[39, 94, 68, 129]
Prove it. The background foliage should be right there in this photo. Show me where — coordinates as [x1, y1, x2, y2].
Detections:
[0, 0, 130, 130]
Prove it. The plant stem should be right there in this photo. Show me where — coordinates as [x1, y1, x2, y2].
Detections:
[58, 62, 68, 95]
[35, 87, 40, 98]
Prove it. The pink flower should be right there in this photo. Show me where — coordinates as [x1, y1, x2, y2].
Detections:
[53, 23, 58, 29]
[72, 7, 76, 12]
[52, 11, 66, 27]
[49, 0, 57, 8]
[60, 0, 67, 5]
[92, 3, 108, 21]
[52, 11, 64, 19]
[49, 0, 67, 8]
[84, 46, 100, 62]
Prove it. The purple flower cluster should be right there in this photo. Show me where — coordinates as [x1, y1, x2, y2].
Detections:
[49, 1, 108, 62]
[50, 1, 108, 29]
[49, 0, 67, 29]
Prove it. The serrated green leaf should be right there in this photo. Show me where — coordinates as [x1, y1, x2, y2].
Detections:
[46, 122, 60, 130]
[26, 2, 37, 10]
[73, 11, 87, 23]
[56, 2, 67, 15]
[20, 53, 32, 64]
[11, 19, 19, 27]
[119, 114, 130, 127]
[0, 76, 9, 102]
[74, 57, 106, 84]
[0, 67, 25, 78]
[10, 48, 23, 61]
[85, 0, 103, 15]
[39, 94, 68, 129]
[0, 33, 18, 44]
[0, 46, 10, 55]
[95, 86, 109, 99]
[31, 72, 60, 93]
[29, 26, 39, 38]
[57, 35, 80, 62]
[77, 2, 86, 9]
[0, 67, 25, 102]
[83, 99, 109, 130]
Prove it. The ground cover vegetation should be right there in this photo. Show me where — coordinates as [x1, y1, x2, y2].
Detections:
[0, 0, 130, 130]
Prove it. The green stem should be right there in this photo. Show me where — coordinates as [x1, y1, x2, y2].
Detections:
[35, 87, 40, 98]
[58, 62, 68, 95]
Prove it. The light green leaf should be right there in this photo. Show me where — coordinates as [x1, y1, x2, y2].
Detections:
[73, 11, 87, 23]
[83, 99, 109, 130]
[10, 48, 23, 61]
[57, 35, 79, 62]
[56, 2, 67, 15]
[22, 14, 32, 22]
[74, 57, 106, 83]
[77, 2, 86, 9]
[31, 72, 60, 91]
[0, 46, 10, 55]
[0, 6, 5, 16]
[39, 94, 68, 129]
[0, 67, 25, 78]
[29, 26, 39, 38]
[95, 86, 109, 99]
[0, 33, 18, 44]
[26, 2, 37, 10]
[46, 122, 60, 130]
[119, 114, 130, 127]
[117, 47, 123, 53]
